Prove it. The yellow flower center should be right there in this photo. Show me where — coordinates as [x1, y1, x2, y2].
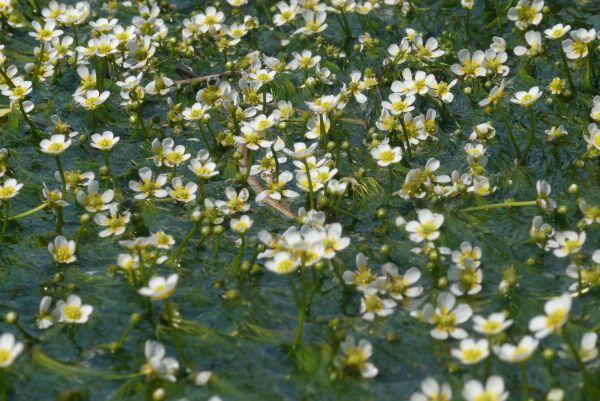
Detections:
[64, 305, 82, 321]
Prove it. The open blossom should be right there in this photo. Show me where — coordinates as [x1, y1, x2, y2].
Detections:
[40, 134, 71, 155]
[422, 292, 473, 340]
[129, 167, 168, 199]
[141, 340, 179, 382]
[405, 209, 444, 243]
[94, 208, 131, 237]
[334, 336, 378, 379]
[410, 378, 452, 401]
[510, 86, 542, 107]
[494, 335, 539, 362]
[547, 231, 586, 257]
[168, 177, 197, 203]
[77, 180, 115, 212]
[91, 131, 119, 150]
[473, 312, 513, 335]
[451, 338, 489, 365]
[508, 0, 544, 30]
[360, 288, 396, 321]
[462, 376, 509, 401]
[74, 89, 110, 110]
[139, 274, 179, 301]
[545, 23, 571, 39]
[48, 235, 76, 264]
[451, 49, 486, 78]
[371, 142, 402, 167]
[0, 179, 23, 200]
[529, 293, 571, 338]
[294, 11, 327, 36]
[0, 333, 24, 368]
[56, 295, 93, 324]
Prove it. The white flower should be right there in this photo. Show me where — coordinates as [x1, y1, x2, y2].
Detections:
[76, 180, 115, 212]
[0, 333, 24, 368]
[40, 134, 72, 155]
[94, 208, 131, 237]
[0, 178, 23, 200]
[382, 93, 416, 115]
[494, 335, 539, 362]
[142, 340, 179, 382]
[48, 235, 76, 264]
[74, 89, 110, 110]
[409, 377, 452, 401]
[529, 293, 571, 338]
[264, 252, 300, 274]
[334, 336, 378, 378]
[547, 231, 586, 257]
[37, 296, 54, 329]
[422, 292, 473, 340]
[90, 131, 119, 150]
[129, 167, 168, 199]
[56, 295, 93, 324]
[182, 102, 209, 121]
[545, 24, 571, 39]
[405, 209, 444, 243]
[371, 143, 402, 167]
[230, 215, 253, 234]
[507, 0, 544, 30]
[510, 86, 542, 107]
[283, 142, 318, 160]
[514, 31, 542, 57]
[462, 376, 509, 401]
[360, 288, 396, 321]
[451, 338, 489, 365]
[139, 274, 179, 300]
[379, 263, 423, 301]
[451, 49, 486, 78]
[579, 332, 598, 362]
[473, 312, 513, 335]
[168, 177, 197, 203]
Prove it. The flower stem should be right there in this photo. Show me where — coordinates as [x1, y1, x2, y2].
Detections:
[293, 268, 308, 349]
[8, 202, 49, 221]
[521, 106, 536, 162]
[520, 363, 529, 401]
[171, 223, 199, 262]
[386, 165, 394, 205]
[0, 201, 9, 244]
[560, 48, 575, 93]
[562, 326, 589, 381]
[302, 159, 315, 210]
[54, 156, 67, 196]
[499, 104, 521, 161]
[461, 200, 536, 213]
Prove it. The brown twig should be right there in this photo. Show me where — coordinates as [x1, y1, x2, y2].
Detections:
[238, 144, 297, 220]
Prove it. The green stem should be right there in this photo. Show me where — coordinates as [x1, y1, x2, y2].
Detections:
[521, 106, 536, 162]
[461, 200, 537, 213]
[54, 156, 67, 196]
[562, 326, 589, 381]
[293, 268, 308, 349]
[171, 223, 199, 262]
[8, 202, 49, 220]
[399, 119, 413, 160]
[302, 160, 315, 210]
[520, 363, 529, 401]
[0, 201, 9, 244]
[500, 104, 522, 161]
[386, 165, 394, 205]
[560, 48, 575, 93]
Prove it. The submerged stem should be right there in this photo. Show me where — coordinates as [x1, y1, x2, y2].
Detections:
[461, 200, 537, 213]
